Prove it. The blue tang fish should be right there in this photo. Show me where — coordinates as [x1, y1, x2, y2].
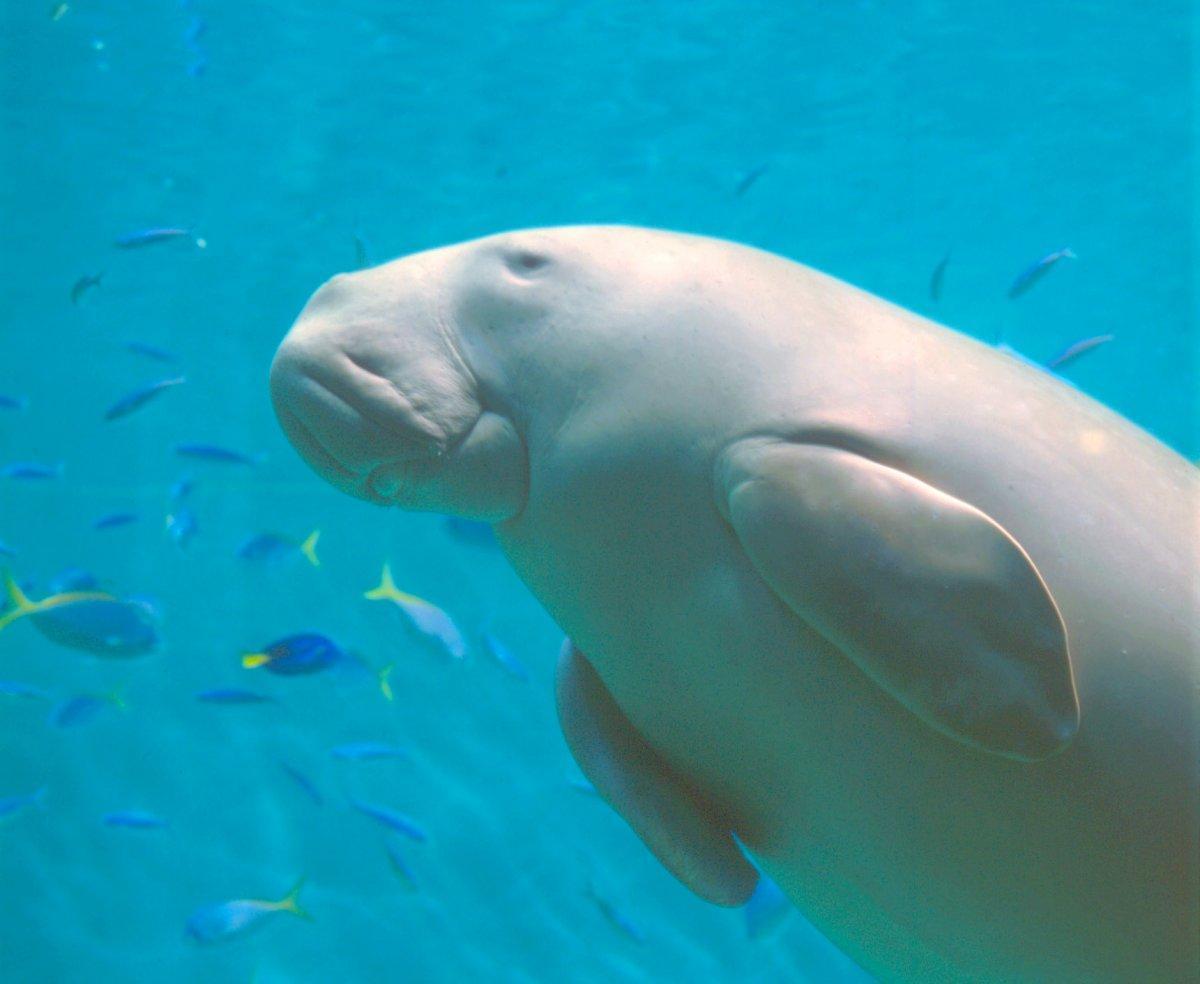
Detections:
[364, 563, 466, 659]
[185, 877, 309, 945]
[242, 633, 347, 675]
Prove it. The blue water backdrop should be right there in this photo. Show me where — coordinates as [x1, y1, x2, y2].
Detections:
[0, 1, 1191, 981]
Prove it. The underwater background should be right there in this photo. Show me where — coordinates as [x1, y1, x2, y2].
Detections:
[0, 1, 1192, 981]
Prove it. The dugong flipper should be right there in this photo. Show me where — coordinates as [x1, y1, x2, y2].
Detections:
[716, 439, 1079, 762]
[556, 639, 759, 906]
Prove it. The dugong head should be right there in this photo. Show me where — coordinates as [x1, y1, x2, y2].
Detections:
[270, 226, 710, 521]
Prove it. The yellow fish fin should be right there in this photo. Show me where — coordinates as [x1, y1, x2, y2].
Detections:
[300, 530, 321, 568]
[242, 652, 271, 669]
[276, 876, 311, 919]
[0, 571, 38, 632]
[363, 562, 400, 602]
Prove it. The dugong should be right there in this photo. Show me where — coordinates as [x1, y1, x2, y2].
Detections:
[269, 226, 1198, 982]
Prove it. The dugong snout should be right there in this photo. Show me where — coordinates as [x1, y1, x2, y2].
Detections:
[271, 268, 529, 521]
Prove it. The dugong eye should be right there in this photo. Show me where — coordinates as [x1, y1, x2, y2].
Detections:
[503, 249, 550, 278]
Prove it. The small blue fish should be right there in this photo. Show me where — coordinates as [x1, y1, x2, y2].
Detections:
[1045, 333, 1115, 371]
[176, 443, 261, 466]
[734, 163, 769, 198]
[1007, 247, 1076, 299]
[169, 474, 195, 500]
[70, 272, 104, 304]
[929, 251, 950, 301]
[330, 742, 408, 762]
[0, 539, 16, 558]
[0, 680, 51, 700]
[195, 687, 276, 705]
[385, 840, 418, 892]
[2, 461, 62, 480]
[481, 632, 529, 681]
[744, 873, 792, 940]
[93, 512, 138, 530]
[165, 506, 198, 548]
[278, 761, 322, 806]
[103, 810, 167, 830]
[125, 341, 177, 363]
[185, 877, 309, 945]
[237, 530, 320, 567]
[49, 691, 124, 728]
[349, 798, 428, 842]
[183, 15, 206, 45]
[242, 633, 347, 676]
[104, 377, 185, 421]
[364, 564, 466, 659]
[115, 227, 192, 249]
[586, 884, 646, 943]
[0, 786, 47, 820]
[0, 394, 27, 411]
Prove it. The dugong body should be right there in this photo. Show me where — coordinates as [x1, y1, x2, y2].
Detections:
[270, 226, 1198, 982]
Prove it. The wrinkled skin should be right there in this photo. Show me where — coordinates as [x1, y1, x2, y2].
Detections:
[271, 226, 1198, 983]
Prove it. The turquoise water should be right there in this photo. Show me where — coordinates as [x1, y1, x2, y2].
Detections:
[0, 2, 1192, 981]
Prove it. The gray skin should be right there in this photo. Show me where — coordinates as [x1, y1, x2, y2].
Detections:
[270, 226, 1198, 982]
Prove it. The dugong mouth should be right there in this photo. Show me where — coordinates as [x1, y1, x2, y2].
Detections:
[270, 325, 528, 521]
[271, 355, 468, 504]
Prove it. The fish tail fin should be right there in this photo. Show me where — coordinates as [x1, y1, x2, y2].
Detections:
[363, 562, 399, 602]
[300, 530, 320, 567]
[0, 571, 37, 632]
[278, 876, 311, 919]
[377, 663, 395, 702]
[242, 652, 271, 669]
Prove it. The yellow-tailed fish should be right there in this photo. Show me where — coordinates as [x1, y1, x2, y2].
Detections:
[185, 876, 310, 944]
[363, 563, 466, 659]
[0, 571, 114, 634]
